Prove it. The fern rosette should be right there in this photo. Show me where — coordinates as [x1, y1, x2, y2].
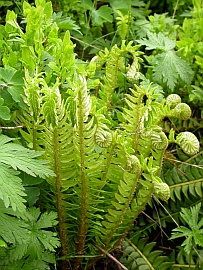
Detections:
[176, 131, 199, 155]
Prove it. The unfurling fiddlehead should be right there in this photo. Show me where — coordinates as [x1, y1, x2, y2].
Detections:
[151, 130, 168, 150]
[172, 103, 192, 120]
[94, 114, 112, 148]
[126, 154, 141, 174]
[154, 182, 171, 201]
[176, 131, 200, 155]
[95, 130, 112, 148]
[166, 94, 182, 108]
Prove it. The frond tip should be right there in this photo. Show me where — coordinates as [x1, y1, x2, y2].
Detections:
[126, 155, 141, 174]
[151, 131, 168, 150]
[172, 103, 191, 120]
[176, 131, 200, 155]
[95, 130, 112, 148]
[154, 182, 170, 201]
[166, 94, 182, 108]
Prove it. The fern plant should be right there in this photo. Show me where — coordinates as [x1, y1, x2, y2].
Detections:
[0, 1, 201, 270]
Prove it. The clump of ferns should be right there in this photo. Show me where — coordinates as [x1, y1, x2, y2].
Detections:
[16, 38, 200, 270]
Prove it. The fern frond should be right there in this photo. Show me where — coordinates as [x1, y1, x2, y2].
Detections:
[163, 151, 203, 202]
[100, 168, 142, 249]
[116, 10, 131, 40]
[97, 41, 143, 110]
[120, 235, 173, 270]
[96, 146, 155, 252]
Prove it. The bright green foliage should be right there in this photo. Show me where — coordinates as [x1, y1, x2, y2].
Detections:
[8, 208, 60, 261]
[17, 28, 198, 268]
[0, 0, 201, 269]
[116, 10, 131, 40]
[134, 13, 178, 39]
[0, 132, 59, 269]
[0, 134, 55, 212]
[170, 203, 203, 253]
[96, 40, 143, 109]
[80, 0, 113, 26]
[176, 0, 203, 114]
[137, 33, 194, 91]
[137, 32, 176, 51]
[0, 253, 56, 270]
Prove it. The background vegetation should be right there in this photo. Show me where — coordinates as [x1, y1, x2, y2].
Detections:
[0, 0, 203, 269]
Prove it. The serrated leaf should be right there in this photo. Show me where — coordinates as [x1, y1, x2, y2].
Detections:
[137, 32, 176, 51]
[152, 51, 193, 90]
[36, 211, 58, 228]
[24, 187, 40, 207]
[0, 210, 29, 244]
[0, 134, 55, 178]
[10, 208, 60, 260]
[110, 0, 132, 11]
[170, 203, 203, 253]
[0, 164, 26, 212]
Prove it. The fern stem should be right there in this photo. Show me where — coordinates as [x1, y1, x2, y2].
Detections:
[112, 191, 153, 251]
[172, 264, 196, 268]
[169, 178, 203, 189]
[133, 95, 142, 152]
[32, 123, 38, 151]
[53, 128, 69, 269]
[155, 150, 165, 176]
[74, 90, 88, 270]
[103, 174, 141, 249]
[99, 144, 116, 190]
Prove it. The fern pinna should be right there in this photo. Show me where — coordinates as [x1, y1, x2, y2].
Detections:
[8, 1, 200, 269]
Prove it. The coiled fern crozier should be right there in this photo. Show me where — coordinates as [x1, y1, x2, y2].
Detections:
[4, 1, 199, 269]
